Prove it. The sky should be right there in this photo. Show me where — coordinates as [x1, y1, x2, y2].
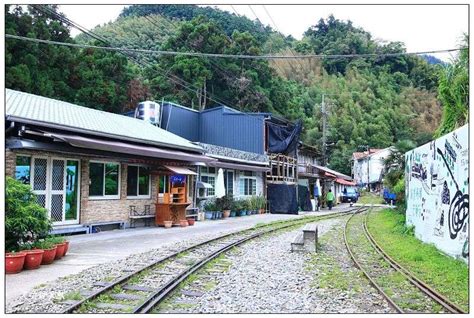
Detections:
[58, 4, 468, 62]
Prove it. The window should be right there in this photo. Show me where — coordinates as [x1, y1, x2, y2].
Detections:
[200, 175, 215, 197]
[89, 162, 120, 198]
[239, 171, 257, 196]
[127, 165, 151, 198]
[158, 175, 169, 194]
[15, 155, 31, 184]
[224, 170, 234, 196]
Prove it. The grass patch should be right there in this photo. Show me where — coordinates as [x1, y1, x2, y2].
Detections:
[358, 192, 385, 205]
[367, 209, 468, 312]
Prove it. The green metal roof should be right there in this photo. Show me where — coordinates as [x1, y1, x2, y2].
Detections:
[5, 89, 203, 153]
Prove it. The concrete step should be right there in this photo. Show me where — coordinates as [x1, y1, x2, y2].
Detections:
[291, 233, 304, 252]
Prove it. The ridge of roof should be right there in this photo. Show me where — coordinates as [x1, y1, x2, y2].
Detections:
[6, 89, 203, 153]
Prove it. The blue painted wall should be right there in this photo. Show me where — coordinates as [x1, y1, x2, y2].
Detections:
[160, 103, 200, 142]
[161, 104, 265, 154]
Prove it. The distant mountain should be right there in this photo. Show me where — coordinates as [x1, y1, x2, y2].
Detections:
[421, 54, 447, 66]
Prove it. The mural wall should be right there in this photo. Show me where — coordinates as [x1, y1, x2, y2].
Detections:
[405, 124, 469, 260]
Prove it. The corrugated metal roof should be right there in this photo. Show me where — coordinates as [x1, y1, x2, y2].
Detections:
[5, 89, 203, 153]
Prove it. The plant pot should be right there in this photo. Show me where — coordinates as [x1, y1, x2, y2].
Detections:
[223, 210, 231, 218]
[187, 218, 195, 226]
[180, 219, 188, 227]
[41, 246, 57, 265]
[205, 211, 213, 220]
[63, 241, 70, 256]
[259, 208, 265, 214]
[230, 211, 236, 217]
[22, 249, 44, 270]
[6, 252, 26, 274]
[54, 243, 67, 260]
[164, 220, 173, 228]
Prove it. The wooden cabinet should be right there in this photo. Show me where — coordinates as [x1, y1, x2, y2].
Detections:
[155, 176, 190, 226]
[155, 202, 191, 226]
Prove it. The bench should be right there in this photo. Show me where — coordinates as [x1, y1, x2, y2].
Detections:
[185, 207, 199, 220]
[50, 225, 89, 235]
[88, 221, 125, 233]
[291, 223, 318, 252]
[129, 205, 154, 228]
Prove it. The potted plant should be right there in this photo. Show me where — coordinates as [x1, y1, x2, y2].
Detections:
[203, 200, 215, 220]
[242, 199, 250, 215]
[186, 217, 195, 226]
[249, 196, 258, 215]
[6, 177, 52, 257]
[217, 195, 233, 218]
[33, 240, 57, 265]
[164, 220, 173, 228]
[5, 251, 26, 274]
[256, 196, 266, 214]
[230, 199, 237, 218]
[20, 244, 44, 270]
[49, 236, 67, 260]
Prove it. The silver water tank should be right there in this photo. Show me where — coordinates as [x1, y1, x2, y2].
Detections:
[135, 101, 161, 126]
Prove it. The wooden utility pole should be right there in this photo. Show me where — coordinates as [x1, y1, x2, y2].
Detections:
[321, 94, 327, 166]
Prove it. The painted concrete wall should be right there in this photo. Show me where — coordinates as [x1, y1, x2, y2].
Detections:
[405, 124, 469, 260]
[353, 148, 392, 185]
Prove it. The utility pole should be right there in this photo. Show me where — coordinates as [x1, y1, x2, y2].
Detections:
[365, 145, 370, 192]
[321, 94, 327, 166]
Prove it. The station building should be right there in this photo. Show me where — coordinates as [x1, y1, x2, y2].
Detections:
[5, 89, 214, 234]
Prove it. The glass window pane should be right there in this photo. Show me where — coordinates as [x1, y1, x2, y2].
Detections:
[89, 163, 104, 196]
[207, 176, 215, 196]
[127, 165, 138, 196]
[105, 163, 119, 195]
[159, 175, 168, 194]
[15, 156, 31, 184]
[138, 167, 150, 196]
[65, 160, 79, 221]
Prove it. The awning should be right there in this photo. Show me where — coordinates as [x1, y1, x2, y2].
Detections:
[164, 165, 197, 175]
[43, 131, 216, 164]
[197, 181, 213, 189]
[335, 178, 356, 186]
[207, 161, 270, 172]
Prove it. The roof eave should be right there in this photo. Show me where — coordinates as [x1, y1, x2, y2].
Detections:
[6, 115, 204, 154]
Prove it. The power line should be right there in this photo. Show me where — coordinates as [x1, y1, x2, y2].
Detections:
[28, 5, 235, 109]
[7, 34, 466, 60]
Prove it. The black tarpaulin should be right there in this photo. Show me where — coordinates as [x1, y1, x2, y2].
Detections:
[267, 119, 302, 155]
[267, 183, 298, 214]
[298, 185, 313, 211]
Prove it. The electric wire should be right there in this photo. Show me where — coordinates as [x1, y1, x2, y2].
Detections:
[6, 33, 465, 60]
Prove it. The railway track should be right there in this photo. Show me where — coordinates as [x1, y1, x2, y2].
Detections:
[63, 207, 358, 314]
[363, 209, 466, 314]
[344, 207, 465, 314]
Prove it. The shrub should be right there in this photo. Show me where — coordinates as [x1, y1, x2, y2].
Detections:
[216, 194, 233, 211]
[202, 199, 217, 212]
[5, 177, 52, 252]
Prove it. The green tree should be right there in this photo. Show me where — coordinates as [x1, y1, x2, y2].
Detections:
[435, 34, 469, 137]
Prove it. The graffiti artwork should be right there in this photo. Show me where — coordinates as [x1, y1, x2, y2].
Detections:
[405, 124, 469, 260]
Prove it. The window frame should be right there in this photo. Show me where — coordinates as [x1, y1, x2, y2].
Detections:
[89, 160, 121, 200]
[199, 170, 216, 198]
[239, 171, 257, 196]
[126, 164, 151, 199]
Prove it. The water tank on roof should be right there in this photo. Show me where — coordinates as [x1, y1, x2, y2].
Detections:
[134, 101, 161, 126]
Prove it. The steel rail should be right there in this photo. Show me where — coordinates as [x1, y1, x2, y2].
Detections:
[343, 206, 405, 313]
[137, 207, 359, 313]
[363, 209, 466, 314]
[63, 207, 357, 313]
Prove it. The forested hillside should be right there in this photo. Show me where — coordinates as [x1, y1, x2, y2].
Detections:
[5, 4, 461, 175]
